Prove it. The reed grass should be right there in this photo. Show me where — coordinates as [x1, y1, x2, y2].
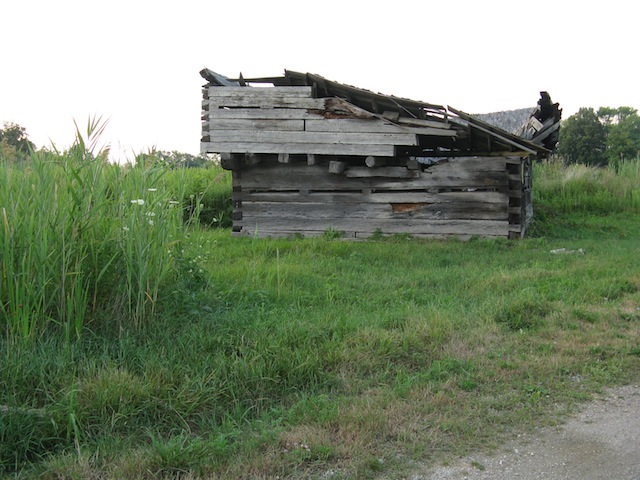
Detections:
[0, 118, 189, 339]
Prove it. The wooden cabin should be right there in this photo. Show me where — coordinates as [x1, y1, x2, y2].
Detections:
[200, 69, 561, 239]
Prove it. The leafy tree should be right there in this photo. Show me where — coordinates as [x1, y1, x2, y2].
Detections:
[597, 107, 640, 164]
[0, 122, 36, 158]
[557, 108, 607, 166]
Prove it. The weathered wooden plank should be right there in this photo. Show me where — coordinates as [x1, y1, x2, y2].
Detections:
[328, 161, 347, 174]
[235, 164, 506, 190]
[207, 97, 326, 109]
[204, 119, 305, 131]
[207, 86, 313, 98]
[207, 108, 321, 120]
[345, 167, 420, 179]
[278, 153, 291, 164]
[234, 190, 508, 205]
[236, 217, 509, 237]
[397, 117, 452, 129]
[305, 119, 456, 136]
[202, 142, 395, 156]
[205, 130, 419, 146]
[420, 156, 507, 172]
[241, 201, 507, 221]
[233, 229, 505, 240]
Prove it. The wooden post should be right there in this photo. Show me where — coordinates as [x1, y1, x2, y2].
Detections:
[278, 153, 291, 164]
[328, 161, 347, 174]
[406, 158, 420, 170]
[307, 154, 318, 165]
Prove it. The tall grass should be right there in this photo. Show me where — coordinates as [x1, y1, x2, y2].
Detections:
[534, 156, 640, 213]
[0, 118, 187, 340]
[2, 146, 640, 477]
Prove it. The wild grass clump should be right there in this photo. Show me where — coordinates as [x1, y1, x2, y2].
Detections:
[534, 156, 640, 214]
[164, 165, 232, 228]
[0, 118, 190, 340]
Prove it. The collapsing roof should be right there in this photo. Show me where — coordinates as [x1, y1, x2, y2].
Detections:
[200, 68, 562, 158]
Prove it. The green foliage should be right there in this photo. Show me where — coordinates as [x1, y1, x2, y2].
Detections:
[599, 107, 640, 165]
[533, 157, 640, 218]
[557, 108, 607, 166]
[558, 106, 640, 166]
[0, 122, 36, 161]
[137, 150, 219, 168]
[164, 165, 232, 228]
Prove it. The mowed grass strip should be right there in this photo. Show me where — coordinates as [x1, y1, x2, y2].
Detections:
[2, 159, 640, 479]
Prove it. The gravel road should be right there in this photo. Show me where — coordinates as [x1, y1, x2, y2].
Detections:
[415, 384, 640, 480]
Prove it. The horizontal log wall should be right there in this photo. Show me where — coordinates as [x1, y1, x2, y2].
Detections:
[201, 86, 454, 157]
[232, 156, 517, 239]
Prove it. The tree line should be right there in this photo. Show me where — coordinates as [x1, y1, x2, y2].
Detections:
[557, 107, 640, 167]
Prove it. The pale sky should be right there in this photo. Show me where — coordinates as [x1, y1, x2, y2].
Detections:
[2, 0, 638, 162]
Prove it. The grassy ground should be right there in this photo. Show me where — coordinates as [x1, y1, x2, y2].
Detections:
[1, 156, 639, 479]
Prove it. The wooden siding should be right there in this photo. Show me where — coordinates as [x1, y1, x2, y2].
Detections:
[201, 86, 453, 158]
[232, 157, 516, 239]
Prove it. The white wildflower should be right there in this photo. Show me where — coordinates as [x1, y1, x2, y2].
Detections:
[148, 188, 157, 192]
[122, 226, 129, 231]
[148, 219, 154, 226]
[131, 199, 145, 206]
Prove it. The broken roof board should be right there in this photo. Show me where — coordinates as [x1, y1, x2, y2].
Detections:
[202, 69, 555, 158]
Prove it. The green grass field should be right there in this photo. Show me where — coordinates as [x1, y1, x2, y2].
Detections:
[1, 141, 639, 479]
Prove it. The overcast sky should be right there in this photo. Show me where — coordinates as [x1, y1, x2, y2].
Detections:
[2, 0, 638, 161]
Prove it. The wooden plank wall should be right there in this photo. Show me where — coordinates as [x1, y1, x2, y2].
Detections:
[200, 86, 455, 157]
[232, 156, 518, 239]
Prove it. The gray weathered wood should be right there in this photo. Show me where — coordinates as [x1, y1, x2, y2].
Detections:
[278, 153, 291, 164]
[204, 119, 305, 131]
[397, 117, 451, 129]
[204, 141, 395, 157]
[241, 201, 506, 221]
[304, 119, 456, 136]
[206, 130, 419, 146]
[328, 161, 347, 174]
[324, 98, 376, 118]
[365, 156, 386, 168]
[207, 97, 326, 109]
[234, 190, 508, 205]
[234, 164, 507, 190]
[345, 167, 420, 179]
[236, 217, 509, 237]
[207, 86, 313, 98]
[307, 154, 318, 165]
[208, 108, 320, 120]
[406, 159, 420, 170]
